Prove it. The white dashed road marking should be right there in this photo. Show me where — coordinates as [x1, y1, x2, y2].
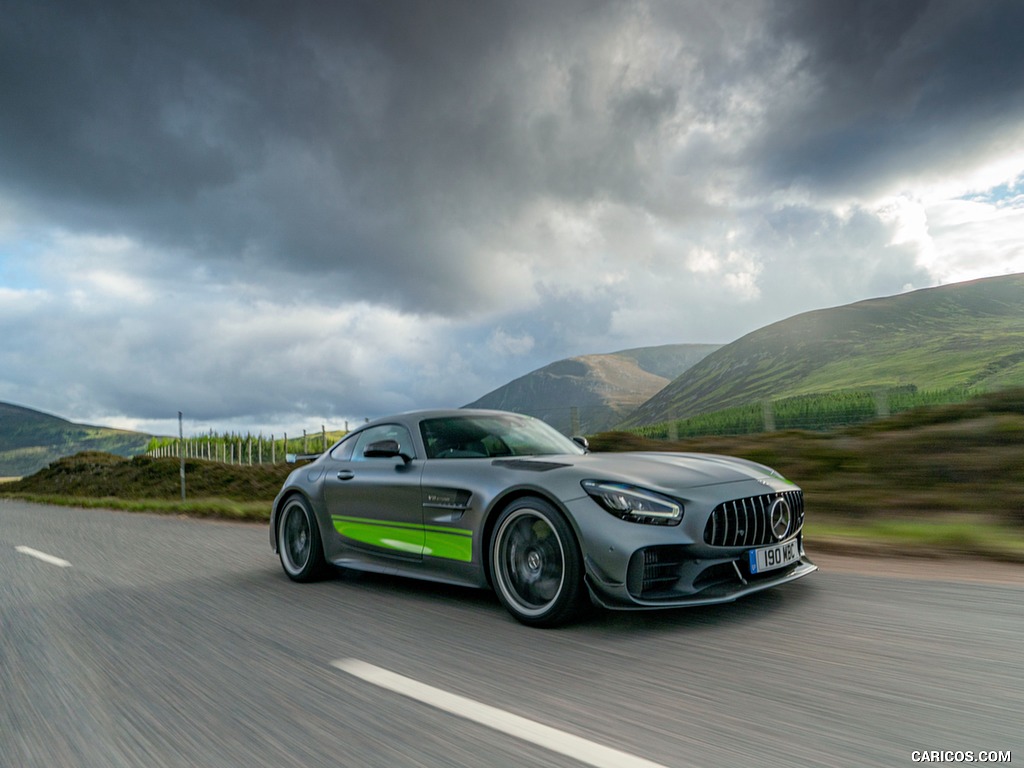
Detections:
[332, 658, 672, 768]
[15, 545, 72, 568]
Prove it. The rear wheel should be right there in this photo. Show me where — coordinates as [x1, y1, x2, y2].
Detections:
[277, 496, 327, 581]
[490, 498, 583, 627]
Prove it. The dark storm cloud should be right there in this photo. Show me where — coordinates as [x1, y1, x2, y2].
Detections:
[755, 0, 1024, 195]
[1, 1, 261, 201]
[1, 0, 634, 314]
[2, 0, 1022, 433]
[1, 0, 781, 315]
[9, 0, 1002, 300]
[5, 1, 1020, 257]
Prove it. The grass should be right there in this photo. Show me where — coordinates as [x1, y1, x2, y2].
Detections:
[805, 519, 1024, 563]
[0, 452, 291, 521]
[2, 493, 269, 521]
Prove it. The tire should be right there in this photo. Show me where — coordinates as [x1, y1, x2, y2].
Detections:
[490, 498, 583, 627]
[277, 495, 327, 582]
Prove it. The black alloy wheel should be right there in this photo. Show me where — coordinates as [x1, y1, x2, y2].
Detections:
[490, 497, 583, 627]
[277, 496, 327, 581]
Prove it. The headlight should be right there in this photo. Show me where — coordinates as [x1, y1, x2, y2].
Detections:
[581, 480, 683, 525]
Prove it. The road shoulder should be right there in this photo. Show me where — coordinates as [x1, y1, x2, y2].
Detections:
[810, 550, 1024, 586]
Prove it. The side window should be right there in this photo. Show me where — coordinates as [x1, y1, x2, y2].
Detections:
[329, 433, 357, 461]
[351, 424, 415, 461]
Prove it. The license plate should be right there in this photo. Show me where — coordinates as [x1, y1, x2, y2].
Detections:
[749, 538, 800, 574]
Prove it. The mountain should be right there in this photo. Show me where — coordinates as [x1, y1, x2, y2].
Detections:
[621, 273, 1024, 427]
[464, 343, 720, 434]
[0, 402, 153, 478]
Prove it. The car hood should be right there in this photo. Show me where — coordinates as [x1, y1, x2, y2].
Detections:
[524, 451, 792, 495]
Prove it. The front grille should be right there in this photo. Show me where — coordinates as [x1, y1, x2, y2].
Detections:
[703, 490, 804, 548]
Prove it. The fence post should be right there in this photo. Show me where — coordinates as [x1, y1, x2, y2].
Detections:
[874, 388, 890, 419]
[762, 399, 776, 432]
[178, 412, 186, 502]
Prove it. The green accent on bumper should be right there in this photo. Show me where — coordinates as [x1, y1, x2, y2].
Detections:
[332, 516, 473, 562]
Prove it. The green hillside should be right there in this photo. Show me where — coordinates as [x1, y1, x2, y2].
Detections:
[0, 402, 153, 477]
[621, 274, 1024, 427]
[465, 343, 720, 434]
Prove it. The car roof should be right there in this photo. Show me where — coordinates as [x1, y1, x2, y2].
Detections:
[364, 408, 524, 427]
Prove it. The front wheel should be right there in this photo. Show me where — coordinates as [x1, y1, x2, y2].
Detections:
[277, 496, 327, 581]
[490, 498, 583, 627]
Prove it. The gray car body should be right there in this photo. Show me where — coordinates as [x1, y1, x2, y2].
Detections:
[270, 409, 817, 610]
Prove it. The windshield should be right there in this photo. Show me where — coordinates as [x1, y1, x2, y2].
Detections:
[420, 414, 585, 459]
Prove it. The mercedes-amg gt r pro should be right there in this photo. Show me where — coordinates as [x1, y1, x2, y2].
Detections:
[270, 409, 816, 626]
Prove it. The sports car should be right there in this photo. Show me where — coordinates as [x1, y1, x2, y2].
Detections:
[270, 409, 816, 626]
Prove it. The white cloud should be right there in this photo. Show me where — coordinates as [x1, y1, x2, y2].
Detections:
[0, 286, 48, 312]
[488, 329, 535, 357]
[877, 161, 1024, 285]
[923, 199, 1024, 283]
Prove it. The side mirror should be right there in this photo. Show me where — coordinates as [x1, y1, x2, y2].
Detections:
[572, 436, 590, 452]
[364, 439, 412, 463]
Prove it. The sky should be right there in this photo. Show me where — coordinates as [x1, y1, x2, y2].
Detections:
[2, 0, 1023, 438]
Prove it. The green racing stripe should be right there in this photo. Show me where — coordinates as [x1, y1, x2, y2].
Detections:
[331, 515, 473, 562]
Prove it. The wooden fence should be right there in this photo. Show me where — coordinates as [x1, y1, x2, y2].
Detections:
[146, 427, 341, 465]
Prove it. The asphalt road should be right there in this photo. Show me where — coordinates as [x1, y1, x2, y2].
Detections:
[2, 500, 1020, 768]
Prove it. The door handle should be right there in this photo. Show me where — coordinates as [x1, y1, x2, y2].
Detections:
[336, 470, 355, 481]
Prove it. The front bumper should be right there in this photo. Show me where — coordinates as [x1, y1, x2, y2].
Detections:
[566, 486, 817, 610]
[585, 547, 817, 610]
